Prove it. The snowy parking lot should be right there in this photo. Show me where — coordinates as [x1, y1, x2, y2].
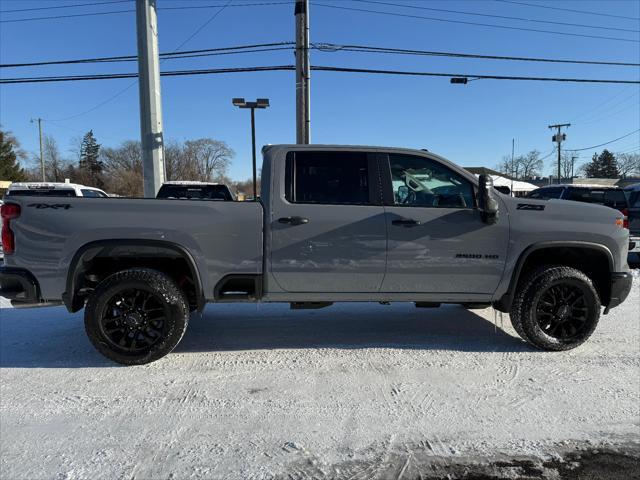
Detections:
[1, 273, 639, 479]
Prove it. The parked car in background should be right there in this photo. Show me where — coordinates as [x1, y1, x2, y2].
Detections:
[5, 182, 108, 198]
[528, 184, 635, 262]
[527, 184, 628, 213]
[156, 181, 235, 201]
[624, 183, 640, 259]
[0, 199, 3, 260]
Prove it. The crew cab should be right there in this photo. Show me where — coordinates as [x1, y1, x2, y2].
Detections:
[0, 145, 632, 364]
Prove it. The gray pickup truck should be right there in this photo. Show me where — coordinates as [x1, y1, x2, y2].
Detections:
[0, 145, 632, 364]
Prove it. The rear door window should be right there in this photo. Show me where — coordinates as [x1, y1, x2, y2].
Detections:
[285, 151, 371, 205]
[603, 189, 628, 209]
[567, 188, 605, 204]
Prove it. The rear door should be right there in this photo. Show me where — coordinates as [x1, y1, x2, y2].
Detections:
[270, 150, 387, 292]
[380, 153, 509, 294]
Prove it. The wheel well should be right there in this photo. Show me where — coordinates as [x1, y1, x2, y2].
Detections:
[65, 242, 203, 312]
[498, 245, 612, 311]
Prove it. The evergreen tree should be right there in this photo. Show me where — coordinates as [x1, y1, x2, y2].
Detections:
[0, 129, 27, 181]
[584, 149, 619, 178]
[78, 130, 104, 187]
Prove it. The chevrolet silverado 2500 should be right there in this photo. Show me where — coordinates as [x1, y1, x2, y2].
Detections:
[0, 145, 632, 364]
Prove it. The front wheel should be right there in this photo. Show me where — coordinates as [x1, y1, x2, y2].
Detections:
[510, 266, 601, 351]
[84, 268, 189, 365]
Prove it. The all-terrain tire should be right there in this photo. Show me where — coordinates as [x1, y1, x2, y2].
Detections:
[510, 265, 601, 351]
[84, 268, 189, 365]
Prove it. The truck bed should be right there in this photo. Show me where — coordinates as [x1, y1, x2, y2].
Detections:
[4, 197, 263, 301]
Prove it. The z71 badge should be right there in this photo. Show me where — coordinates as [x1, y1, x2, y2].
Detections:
[27, 203, 72, 210]
[517, 203, 545, 211]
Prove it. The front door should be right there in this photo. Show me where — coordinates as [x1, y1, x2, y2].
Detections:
[381, 153, 509, 294]
[270, 150, 387, 293]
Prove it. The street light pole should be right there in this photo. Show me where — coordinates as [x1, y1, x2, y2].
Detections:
[250, 107, 257, 200]
[232, 98, 270, 200]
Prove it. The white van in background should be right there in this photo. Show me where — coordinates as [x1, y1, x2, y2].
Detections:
[5, 182, 109, 198]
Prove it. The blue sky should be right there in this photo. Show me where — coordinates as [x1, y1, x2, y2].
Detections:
[1, 0, 639, 181]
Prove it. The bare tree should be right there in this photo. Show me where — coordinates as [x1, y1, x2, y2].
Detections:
[559, 152, 579, 180]
[183, 139, 234, 181]
[100, 141, 143, 196]
[496, 155, 518, 178]
[615, 152, 640, 178]
[42, 135, 68, 182]
[518, 150, 544, 179]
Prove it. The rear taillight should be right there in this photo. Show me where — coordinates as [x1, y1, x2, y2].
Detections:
[621, 208, 629, 229]
[1, 203, 20, 255]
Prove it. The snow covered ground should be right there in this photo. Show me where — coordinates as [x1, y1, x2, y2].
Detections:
[1, 273, 639, 479]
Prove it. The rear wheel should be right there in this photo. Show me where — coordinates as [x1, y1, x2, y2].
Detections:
[84, 268, 189, 365]
[510, 266, 601, 351]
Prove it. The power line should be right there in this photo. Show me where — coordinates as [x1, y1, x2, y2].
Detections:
[159, 1, 293, 11]
[577, 92, 640, 125]
[570, 85, 639, 123]
[2, 64, 639, 85]
[540, 148, 557, 161]
[49, 0, 238, 122]
[0, 9, 134, 23]
[311, 66, 640, 84]
[352, 0, 640, 33]
[0, 0, 131, 14]
[494, 0, 640, 21]
[311, 2, 640, 43]
[0, 1, 293, 24]
[3, 41, 637, 69]
[170, 0, 232, 53]
[566, 129, 640, 152]
[314, 43, 640, 67]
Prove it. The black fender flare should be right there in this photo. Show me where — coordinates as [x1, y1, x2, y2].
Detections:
[62, 239, 205, 313]
[495, 241, 614, 312]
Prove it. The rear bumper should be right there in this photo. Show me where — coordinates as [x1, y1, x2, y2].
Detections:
[0, 267, 58, 308]
[605, 272, 633, 313]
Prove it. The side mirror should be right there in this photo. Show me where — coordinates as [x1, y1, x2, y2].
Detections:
[478, 174, 499, 224]
[397, 185, 409, 203]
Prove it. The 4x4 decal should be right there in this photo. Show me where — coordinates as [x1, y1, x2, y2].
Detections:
[27, 203, 72, 210]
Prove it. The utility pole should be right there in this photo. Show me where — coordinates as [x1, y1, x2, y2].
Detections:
[548, 123, 570, 184]
[571, 155, 578, 178]
[510, 138, 515, 196]
[295, 0, 310, 144]
[136, 0, 165, 197]
[30, 118, 45, 181]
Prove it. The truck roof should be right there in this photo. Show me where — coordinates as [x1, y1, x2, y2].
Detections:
[9, 182, 90, 189]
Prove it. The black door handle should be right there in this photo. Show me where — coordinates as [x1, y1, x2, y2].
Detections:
[278, 216, 309, 226]
[392, 218, 421, 227]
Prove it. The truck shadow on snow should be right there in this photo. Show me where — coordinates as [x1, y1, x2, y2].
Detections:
[0, 303, 532, 368]
[176, 303, 532, 354]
